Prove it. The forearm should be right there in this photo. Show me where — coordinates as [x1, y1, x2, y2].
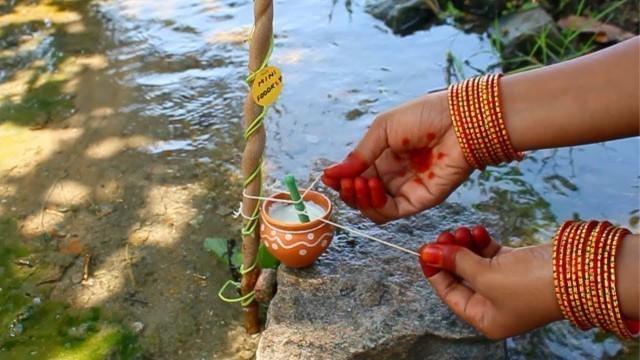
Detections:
[617, 234, 639, 319]
[501, 37, 640, 152]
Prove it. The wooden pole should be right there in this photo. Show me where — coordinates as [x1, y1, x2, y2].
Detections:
[240, 0, 273, 334]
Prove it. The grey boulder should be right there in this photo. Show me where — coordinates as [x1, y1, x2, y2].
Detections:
[256, 159, 505, 359]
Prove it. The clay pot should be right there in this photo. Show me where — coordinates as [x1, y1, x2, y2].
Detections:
[260, 190, 334, 268]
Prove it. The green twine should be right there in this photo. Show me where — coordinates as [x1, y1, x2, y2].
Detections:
[245, 36, 274, 84]
[219, 33, 276, 307]
[218, 280, 255, 307]
[218, 259, 258, 305]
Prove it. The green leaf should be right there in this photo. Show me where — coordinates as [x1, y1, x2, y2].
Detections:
[231, 251, 243, 268]
[204, 237, 230, 265]
[257, 242, 280, 269]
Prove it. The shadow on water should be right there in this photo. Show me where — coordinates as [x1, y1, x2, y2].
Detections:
[0, 0, 638, 358]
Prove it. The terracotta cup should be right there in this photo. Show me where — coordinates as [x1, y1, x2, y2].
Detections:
[260, 190, 334, 268]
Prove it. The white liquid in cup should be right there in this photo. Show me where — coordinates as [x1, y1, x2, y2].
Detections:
[268, 201, 326, 223]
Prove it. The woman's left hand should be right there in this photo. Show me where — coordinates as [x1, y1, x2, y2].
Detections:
[418, 229, 564, 339]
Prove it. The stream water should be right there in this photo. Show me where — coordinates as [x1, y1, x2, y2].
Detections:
[1, 0, 638, 358]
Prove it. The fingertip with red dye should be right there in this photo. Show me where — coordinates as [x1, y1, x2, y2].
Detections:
[354, 177, 371, 210]
[420, 244, 462, 273]
[368, 178, 387, 209]
[436, 231, 455, 244]
[324, 151, 368, 178]
[454, 227, 474, 249]
[418, 244, 439, 278]
[471, 225, 491, 250]
[339, 178, 356, 208]
[321, 175, 340, 190]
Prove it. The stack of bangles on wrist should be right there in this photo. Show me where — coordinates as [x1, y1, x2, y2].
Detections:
[447, 74, 639, 338]
[447, 73, 523, 170]
[553, 221, 639, 338]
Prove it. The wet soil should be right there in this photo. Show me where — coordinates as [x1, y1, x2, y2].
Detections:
[1, 0, 256, 358]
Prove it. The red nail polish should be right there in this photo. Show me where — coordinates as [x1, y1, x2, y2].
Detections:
[324, 151, 368, 178]
[471, 225, 491, 250]
[419, 245, 443, 267]
[436, 231, 455, 244]
[454, 227, 473, 250]
[418, 244, 439, 278]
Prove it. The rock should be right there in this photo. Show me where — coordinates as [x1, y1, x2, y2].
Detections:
[364, 0, 438, 35]
[131, 321, 145, 334]
[238, 350, 255, 360]
[489, 7, 560, 62]
[216, 206, 233, 216]
[450, 0, 507, 18]
[254, 269, 277, 304]
[188, 215, 204, 229]
[256, 159, 505, 359]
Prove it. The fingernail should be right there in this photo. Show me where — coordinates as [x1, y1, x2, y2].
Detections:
[419, 245, 443, 267]
[454, 227, 474, 250]
[418, 244, 440, 278]
[471, 225, 491, 250]
[324, 151, 368, 178]
[436, 231, 455, 244]
[321, 175, 340, 190]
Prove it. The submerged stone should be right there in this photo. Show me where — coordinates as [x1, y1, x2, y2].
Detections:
[364, 0, 439, 35]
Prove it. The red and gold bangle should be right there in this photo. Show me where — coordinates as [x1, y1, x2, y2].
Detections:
[553, 221, 574, 321]
[608, 227, 633, 337]
[558, 222, 580, 327]
[599, 225, 619, 333]
[575, 221, 597, 329]
[492, 73, 524, 161]
[564, 222, 585, 328]
[468, 77, 495, 166]
[483, 74, 510, 163]
[447, 73, 525, 169]
[553, 221, 638, 339]
[448, 83, 480, 168]
[587, 221, 608, 328]
[581, 221, 597, 328]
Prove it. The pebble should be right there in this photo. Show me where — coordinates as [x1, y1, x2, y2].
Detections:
[188, 215, 204, 229]
[131, 321, 145, 334]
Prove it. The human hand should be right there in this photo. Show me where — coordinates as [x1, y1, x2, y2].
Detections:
[322, 91, 473, 224]
[418, 226, 563, 339]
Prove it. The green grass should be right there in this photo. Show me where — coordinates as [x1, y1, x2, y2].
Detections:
[495, 0, 627, 73]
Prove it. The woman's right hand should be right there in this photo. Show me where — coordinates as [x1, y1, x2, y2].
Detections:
[322, 91, 473, 224]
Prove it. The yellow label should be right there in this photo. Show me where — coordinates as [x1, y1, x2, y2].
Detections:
[251, 66, 283, 106]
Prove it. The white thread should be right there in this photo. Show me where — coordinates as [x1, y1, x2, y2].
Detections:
[242, 188, 298, 204]
[232, 202, 260, 220]
[241, 173, 324, 204]
[297, 209, 418, 256]
[265, 179, 283, 192]
[242, 172, 418, 257]
[301, 172, 324, 199]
